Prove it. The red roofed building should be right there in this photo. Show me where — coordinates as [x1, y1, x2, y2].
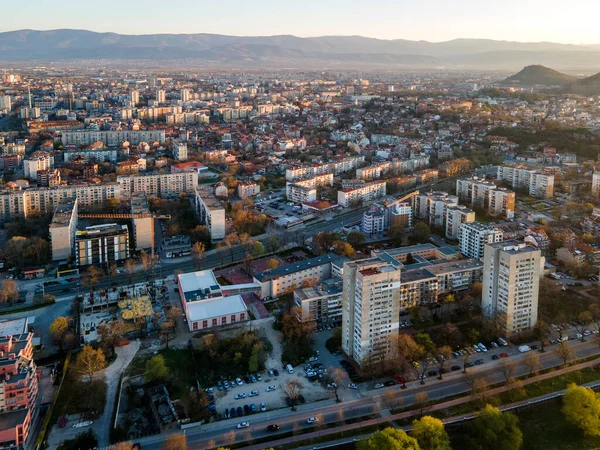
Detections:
[171, 161, 207, 174]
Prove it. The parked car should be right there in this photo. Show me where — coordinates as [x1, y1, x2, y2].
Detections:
[348, 383, 359, 389]
[500, 352, 509, 358]
[249, 390, 259, 397]
[229, 408, 236, 418]
[250, 404, 257, 413]
[492, 354, 500, 360]
[273, 369, 280, 377]
[236, 406, 243, 417]
[236, 378, 243, 386]
[384, 380, 396, 386]
[260, 402, 266, 412]
[451, 365, 461, 371]
[234, 393, 246, 400]
[266, 385, 276, 392]
[256, 373, 262, 381]
[374, 383, 385, 389]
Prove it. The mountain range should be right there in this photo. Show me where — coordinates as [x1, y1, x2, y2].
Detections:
[0, 29, 600, 70]
[502, 65, 600, 94]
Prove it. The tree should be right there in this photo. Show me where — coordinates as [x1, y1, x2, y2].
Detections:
[282, 380, 303, 411]
[383, 390, 404, 412]
[574, 311, 593, 342]
[347, 231, 366, 247]
[468, 404, 523, 450]
[562, 383, 600, 437]
[0, 279, 19, 304]
[124, 259, 135, 287]
[523, 351, 541, 375]
[329, 367, 346, 403]
[497, 359, 518, 382]
[146, 355, 169, 383]
[414, 392, 430, 417]
[266, 235, 280, 254]
[411, 416, 452, 450]
[161, 433, 187, 450]
[554, 341, 575, 365]
[97, 320, 126, 355]
[410, 222, 431, 244]
[436, 346, 452, 380]
[357, 427, 420, 450]
[266, 258, 280, 270]
[190, 241, 206, 269]
[4, 236, 27, 270]
[533, 320, 551, 353]
[387, 224, 407, 246]
[75, 345, 106, 382]
[332, 240, 356, 258]
[110, 442, 136, 450]
[50, 317, 70, 352]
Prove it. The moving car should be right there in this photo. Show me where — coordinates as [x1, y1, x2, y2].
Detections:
[266, 424, 280, 432]
[307, 417, 319, 424]
[237, 422, 250, 429]
[373, 383, 384, 389]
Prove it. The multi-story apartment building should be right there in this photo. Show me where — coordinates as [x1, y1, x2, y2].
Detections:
[593, 172, 600, 197]
[63, 148, 118, 163]
[155, 89, 166, 103]
[117, 172, 198, 198]
[75, 223, 130, 266]
[0, 183, 121, 222]
[497, 165, 554, 198]
[337, 181, 386, 208]
[254, 253, 348, 299]
[130, 192, 154, 251]
[286, 173, 333, 203]
[361, 206, 386, 236]
[285, 156, 365, 181]
[445, 205, 475, 240]
[37, 169, 61, 187]
[414, 191, 458, 228]
[0, 319, 38, 449]
[294, 277, 343, 325]
[341, 258, 401, 367]
[172, 142, 188, 161]
[456, 177, 515, 219]
[237, 180, 261, 199]
[194, 186, 226, 241]
[459, 222, 504, 259]
[482, 241, 541, 336]
[356, 162, 391, 180]
[23, 151, 54, 181]
[49, 200, 78, 261]
[60, 130, 165, 146]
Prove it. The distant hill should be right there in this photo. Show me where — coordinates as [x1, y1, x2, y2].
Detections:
[0, 30, 599, 69]
[502, 65, 576, 86]
[569, 72, 600, 95]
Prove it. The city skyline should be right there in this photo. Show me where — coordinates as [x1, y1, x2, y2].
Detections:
[1, 0, 599, 45]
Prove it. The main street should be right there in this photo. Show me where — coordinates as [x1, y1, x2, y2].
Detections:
[133, 337, 600, 450]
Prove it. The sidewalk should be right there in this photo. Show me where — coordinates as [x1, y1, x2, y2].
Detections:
[241, 357, 600, 449]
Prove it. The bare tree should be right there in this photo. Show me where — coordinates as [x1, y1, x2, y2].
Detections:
[497, 359, 518, 382]
[413, 391, 430, 417]
[533, 320, 551, 353]
[282, 380, 304, 411]
[328, 367, 346, 403]
[466, 373, 489, 406]
[554, 341, 575, 365]
[523, 351, 541, 375]
[382, 390, 404, 412]
[0, 279, 19, 304]
[573, 311, 593, 342]
[436, 345, 452, 380]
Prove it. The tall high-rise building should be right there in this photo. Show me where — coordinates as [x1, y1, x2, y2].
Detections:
[342, 258, 401, 367]
[155, 89, 166, 103]
[459, 222, 504, 259]
[482, 241, 541, 336]
[129, 90, 140, 105]
[180, 88, 190, 102]
[593, 172, 600, 197]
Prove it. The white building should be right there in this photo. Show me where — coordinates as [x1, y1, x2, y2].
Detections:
[24, 151, 54, 181]
[482, 242, 541, 336]
[286, 173, 333, 203]
[361, 207, 386, 236]
[117, 172, 198, 199]
[194, 186, 226, 241]
[459, 222, 504, 259]
[593, 172, 600, 197]
[445, 205, 475, 240]
[49, 200, 78, 261]
[337, 181, 386, 208]
[414, 191, 458, 228]
[341, 258, 401, 367]
[63, 148, 118, 163]
[456, 177, 515, 219]
[237, 180, 260, 199]
[497, 165, 554, 198]
[285, 156, 365, 181]
[129, 90, 140, 105]
[172, 142, 188, 161]
[60, 130, 165, 146]
[75, 223, 130, 266]
[156, 89, 166, 103]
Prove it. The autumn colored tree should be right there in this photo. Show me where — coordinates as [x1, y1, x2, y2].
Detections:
[468, 404, 522, 450]
[357, 427, 420, 450]
[562, 383, 600, 437]
[0, 279, 19, 304]
[75, 345, 106, 382]
[411, 416, 452, 450]
[160, 433, 187, 450]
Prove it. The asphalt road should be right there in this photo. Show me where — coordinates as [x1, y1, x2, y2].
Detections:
[131, 336, 600, 450]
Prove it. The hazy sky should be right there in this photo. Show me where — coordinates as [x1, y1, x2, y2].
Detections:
[3, 0, 599, 44]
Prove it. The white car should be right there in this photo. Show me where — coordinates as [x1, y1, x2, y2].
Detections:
[306, 417, 319, 424]
[205, 387, 215, 393]
[266, 385, 276, 392]
[373, 383, 384, 389]
[249, 390, 259, 397]
[348, 383, 359, 389]
[260, 402, 267, 412]
[237, 422, 250, 429]
[236, 377, 244, 386]
[234, 393, 247, 399]
[72, 420, 93, 428]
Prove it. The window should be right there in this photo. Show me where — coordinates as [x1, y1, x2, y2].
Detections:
[193, 322, 198, 331]
[202, 320, 208, 329]
[240, 313, 246, 321]
[222, 316, 227, 325]
[212, 318, 217, 326]
[231, 315, 236, 323]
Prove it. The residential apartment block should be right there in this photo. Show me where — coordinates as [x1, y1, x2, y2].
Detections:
[337, 181, 386, 208]
[482, 242, 541, 336]
[497, 165, 554, 198]
[361, 206, 386, 236]
[294, 277, 343, 325]
[63, 148, 118, 163]
[445, 205, 475, 240]
[75, 223, 130, 266]
[459, 222, 504, 259]
[49, 200, 79, 261]
[193, 186, 226, 241]
[285, 156, 365, 181]
[456, 177, 515, 219]
[117, 171, 198, 199]
[172, 142, 188, 161]
[0, 183, 121, 222]
[237, 180, 260, 199]
[356, 162, 391, 180]
[286, 173, 333, 203]
[60, 129, 166, 146]
[414, 191, 458, 228]
[593, 172, 600, 197]
[23, 151, 54, 181]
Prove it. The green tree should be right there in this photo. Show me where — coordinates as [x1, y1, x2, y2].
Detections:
[388, 224, 407, 246]
[411, 416, 452, 450]
[357, 427, 420, 450]
[468, 404, 522, 450]
[145, 355, 169, 383]
[248, 342, 263, 373]
[562, 383, 600, 436]
[347, 231, 366, 247]
[410, 222, 431, 244]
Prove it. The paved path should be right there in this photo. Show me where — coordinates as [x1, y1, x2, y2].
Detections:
[92, 340, 141, 447]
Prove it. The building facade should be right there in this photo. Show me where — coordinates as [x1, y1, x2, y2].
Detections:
[194, 186, 226, 241]
[117, 172, 198, 199]
[445, 205, 475, 240]
[75, 224, 130, 266]
[459, 222, 504, 259]
[337, 181, 386, 208]
[60, 130, 165, 146]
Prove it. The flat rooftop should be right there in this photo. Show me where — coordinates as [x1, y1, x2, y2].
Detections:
[186, 294, 247, 322]
[0, 318, 28, 336]
[50, 200, 77, 228]
[254, 253, 349, 282]
[179, 270, 222, 302]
